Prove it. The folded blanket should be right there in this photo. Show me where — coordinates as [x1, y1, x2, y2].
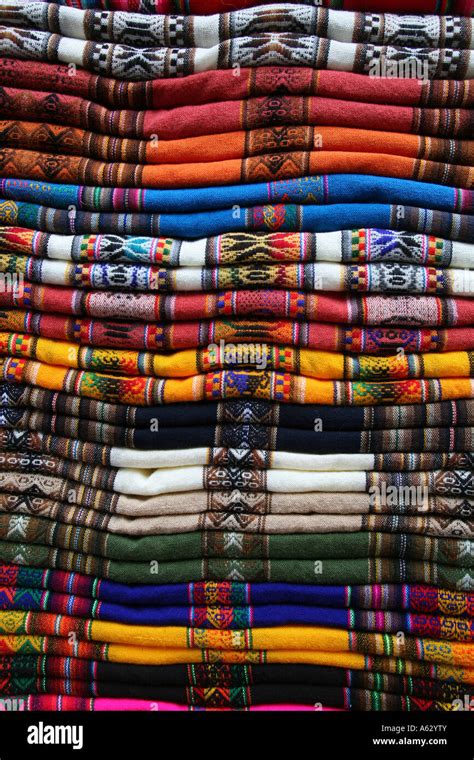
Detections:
[1, 61, 472, 109]
[2, 356, 473, 404]
[2, 567, 471, 613]
[4, 397, 474, 454]
[2, 123, 473, 167]
[3, 88, 473, 140]
[5, 256, 474, 294]
[5, 228, 471, 269]
[5, 3, 473, 50]
[3, 334, 474, 381]
[2, 284, 473, 327]
[3, 147, 473, 189]
[3, 387, 473, 432]
[2, 200, 472, 241]
[1, 461, 471, 520]
[2, 487, 470, 525]
[1, 635, 471, 679]
[3, 410, 473, 453]
[26, 1, 473, 17]
[0, 679, 461, 710]
[3, 428, 472, 472]
[0, 513, 471, 565]
[3, 586, 473, 635]
[65, 466, 474, 497]
[5, 310, 474, 353]
[0, 695, 341, 710]
[2, 27, 473, 80]
[2, 668, 473, 710]
[0, 658, 469, 702]
[0, 540, 470, 586]
[3, 612, 474, 666]
[4, 176, 473, 214]
[2, 658, 468, 698]
[2, 435, 472, 476]
[1, 500, 470, 539]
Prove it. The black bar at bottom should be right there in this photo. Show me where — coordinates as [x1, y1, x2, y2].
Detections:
[0, 710, 471, 758]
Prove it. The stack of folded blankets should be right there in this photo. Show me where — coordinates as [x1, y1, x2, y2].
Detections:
[0, 0, 472, 713]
